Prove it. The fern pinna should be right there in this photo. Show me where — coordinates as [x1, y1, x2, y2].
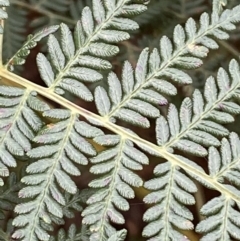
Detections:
[0, 0, 240, 240]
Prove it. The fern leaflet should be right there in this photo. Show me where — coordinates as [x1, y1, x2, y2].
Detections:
[93, 5, 240, 128]
[12, 110, 103, 241]
[35, 0, 147, 100]
[82, 135, 148, 240]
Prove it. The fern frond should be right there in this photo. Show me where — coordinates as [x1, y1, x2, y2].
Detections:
[212, 0, 228, 14]
[82, 135, 148, 240]
[5, 25, 59, 69]
[207, 132, 240, 189]
[195, 132, 240, 239]
[2, 1, 240, 240]
[7, 0, 75, 53]
[196, 195, 240, 240]
[12, 110, 103, 241]
[94, 56, 168, 128]
[36, 0, 147, 99]
[155, 59, 240, 157]
[0, 86, 47, 185]
[38, 211, 65, 234]
[107, 229, 127, 241]
[142, 162, 197, 240]
[141, 59, 240, 240]
[93, 5, 240, 128]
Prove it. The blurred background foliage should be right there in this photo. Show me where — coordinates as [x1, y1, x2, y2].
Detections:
[1, 0, 240, 240]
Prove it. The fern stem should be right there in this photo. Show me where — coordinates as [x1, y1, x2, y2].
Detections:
[221, 198, 230, 240]
[107, 9, 240, 119]
[98, 140, 124, 241]
[163, 167, 175, 239]
[1, 69, 240, 205]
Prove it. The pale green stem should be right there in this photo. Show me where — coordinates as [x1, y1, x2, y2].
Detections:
[0, 69, 239, 204]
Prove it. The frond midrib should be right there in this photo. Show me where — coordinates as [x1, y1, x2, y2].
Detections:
[98, 139, 124, 241]
[106, 9, 240, 119]
[222, 199, 230, 240]
[163, 166, 175, 238]
[2, 69, 240, 206]
[27, 113, 76, 240]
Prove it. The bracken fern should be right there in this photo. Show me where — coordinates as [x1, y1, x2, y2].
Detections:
[0, 0, 240, 241]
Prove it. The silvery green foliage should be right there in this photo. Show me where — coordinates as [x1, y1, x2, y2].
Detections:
[142, 162, 197, 240]
[0, 86, 48, 186]
[94, 4, 240, 128]
[212, 0, 228, 14]
[82, 134, 148, 240]
[208, 132, 240, 187]
[36, 0, 147, 100]
[197, 195, 240, 241]
[142, 60, 240, 240]
[50, 223, 126, 241]
[3, 4, 58, 72]
[12, 110, 103, 241]
[107, 229, 127, 241]
[155, 59, 240, 157]
[3, 1, 240, 241]
[4, 0, 73, 59]
[196, 133, 240, 240]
